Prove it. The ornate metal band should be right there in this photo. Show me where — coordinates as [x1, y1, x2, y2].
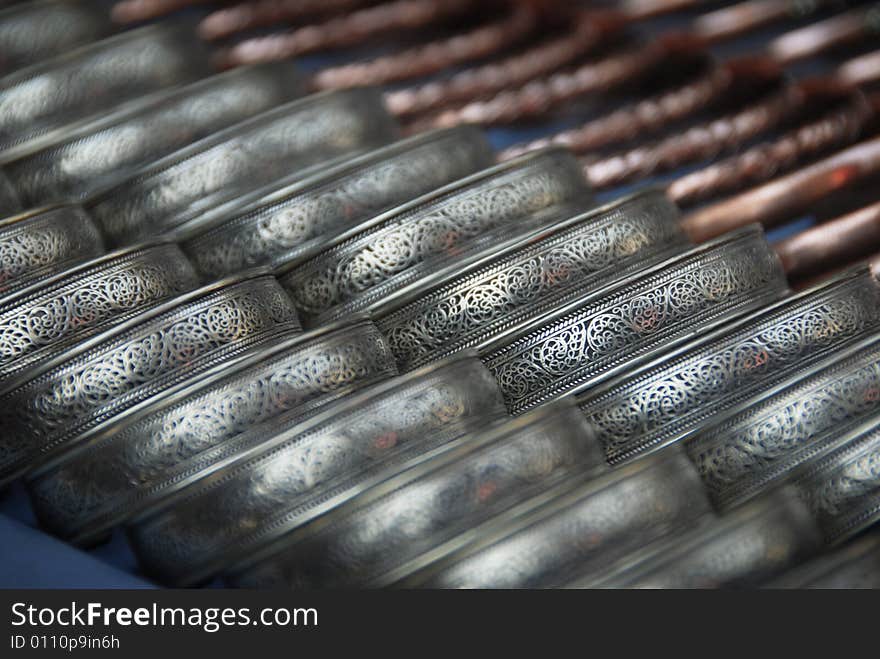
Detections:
[279, 147, 592, 325]
[577, 268, 880, 465]
[376, 189, 689, 373]
[687, 334, 880, 511]
[27, 318, 397, 545]
[228, 402, 606, 589]
[128, 355, 507, 586]
[0, 274, 300, 486]
[0, 22, 211, 155]
[0, 205, 104, 302]
[401, 449, 712, 589]
[793, 416, 880, 544]
[0, 242, 198, 382]
[0, 0, 113, 75]
[2, 62, 305, 207]
[181, 126, 495, 280]
[483, 225, 787, 415]
[771, 531, 880, 588]
[87, 87, 400, 247]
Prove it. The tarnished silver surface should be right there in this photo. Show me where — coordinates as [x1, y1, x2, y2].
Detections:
[793, 415, 880, 544]
[0, 242, 198, 383]
[376, 189, 689, 373]
[2, 62, 306, 207]
[399, 448, 712, 588]
[0, 274, 300, 486]
[27, 318, 397, 545]
[127, 355, 507, 586]
[770, 531, 880, 588]
[482, 225, 787, 415]
[87, 88, 400, 247]
[0, 205, 103, 301]
[0, 0, 113, 75]
[180, 127, 495, 280]
[278, 147, 592, 326]
[687, 334, 880, 511]
[0, 22, 211, 155]
[577, 267, 880, 465]
[580, 488, 822, 589]
[227, 401, 606, 589]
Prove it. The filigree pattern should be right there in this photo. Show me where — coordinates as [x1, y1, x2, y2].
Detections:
[0, 244, 198, 380]
[29, 321, 397, 541]
[281, 150, 590, 322]
[378, 193, 687, 371]
[4, 63, 304, 205]
[688, 339, 880, 510]
[231, 406, 603, 588]
[128, 358, 506, 586]
[416, 452, 710, 589]
[579, 272, 880, 464]
[0, 277, 300, 483]
[88, 89, 399, 245]
[797, 422, 880, 543]
[0, 23, 210, 153]
[486, 229, 785, 414]
[183, 127, 493, 279]
[0, 207, 104, 299]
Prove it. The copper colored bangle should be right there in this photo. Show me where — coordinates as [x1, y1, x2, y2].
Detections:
[200, 0, 374, 40]
[691, 0, 834, 44]
[111, 0, 212, 24]
[836, 49, 880, 89]
[681, 135, 880, 242]
[408, 41, 666, 130]
[583, 77, 803, 190]
[385, 14, 601, 118]
[215, 0, 473, 67]
[621, 0, 704, 20]
[768, 4, 880, 65]
[669, 90, 874, 206]
[499, 59, 732, 160]
[313, 4, 537, 90]
[775, 200, 880, 279]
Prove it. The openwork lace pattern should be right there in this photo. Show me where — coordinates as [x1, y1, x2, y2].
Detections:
[183, 127, 493, 279]
[281, 150, 589, 321]
[378, 192, 686, 371]
[0, 277, 300, 481]
[578, 273, 880, 465]
[28, 321, 397, 540]
[130, 359, 506, 585]
[88, 88, 398, 245]
[0, 244, 198, 380]
[688, 339, 880, 510]
[0, 207, 103, 299]
[486, 229, 785, 414]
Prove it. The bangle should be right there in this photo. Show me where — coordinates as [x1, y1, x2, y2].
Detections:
[87, 87, 400, 247]
[227, 401, 606, 589]
[377, 189, 687, 373]
[180, 126, 494, 280]
[770, 530, 880, 588]
[26, 317, 397, 546]
[127, 354, 507, 586]
[484, 224, 787, 415]
[0, 273, 301, 486]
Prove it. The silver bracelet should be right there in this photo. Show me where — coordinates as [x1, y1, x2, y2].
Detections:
[181, 126, 495, 280]
[577, 267, 880, 465]
[770, 531, 880, 588]
[127, 354, 508, 586]
[26, 317, 397, 546]
[279, 147, 592, 326]
[86, 87, 400, 247]
[0, 204, 103, 302]
[376, 189, 688, 373]
[2, 62, 306, 207]
[227, 400, 606, 589]
[483, 224, 787, 415]
[0, 273, 301, 486]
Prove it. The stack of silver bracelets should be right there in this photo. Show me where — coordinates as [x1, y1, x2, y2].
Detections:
[1, 13, 879, 589]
